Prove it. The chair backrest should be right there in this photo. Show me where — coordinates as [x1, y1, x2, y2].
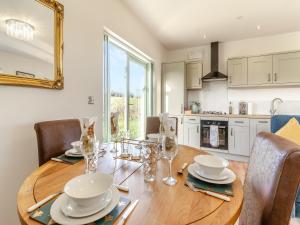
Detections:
[239, 132, 300, 225]
[34, 119, 81, 165]
[145, 116, 160, 138]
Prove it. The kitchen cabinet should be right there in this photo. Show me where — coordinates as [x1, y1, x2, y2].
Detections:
[227, 58, 248, 87]
[162, 62, 186, 114]
[249, 119, 270, 151]
[273, 52, 300, 84]
[183, 116, 200, 149]
[248, 55, 272, 85]
[229, 119, 250, 156]
[176, 116, 184, 145]
[186, 61, 202, 89]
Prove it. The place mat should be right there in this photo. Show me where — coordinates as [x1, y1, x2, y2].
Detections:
[30, 196, 131, 225]
[55, 154, 83, 164]
[187, 174, 234, 196]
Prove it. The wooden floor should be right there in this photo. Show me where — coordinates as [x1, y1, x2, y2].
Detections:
[230, 160, 300, 225]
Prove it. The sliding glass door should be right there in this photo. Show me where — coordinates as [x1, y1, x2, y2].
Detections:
[103, 35, 152, 141]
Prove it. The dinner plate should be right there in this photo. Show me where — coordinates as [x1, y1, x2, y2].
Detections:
[61, 188, 113, 218]
[188, 163, 236, 184]
[65, 149, 83, 156]
[50, 186, 120, 225]
[193, 166, 228, 181]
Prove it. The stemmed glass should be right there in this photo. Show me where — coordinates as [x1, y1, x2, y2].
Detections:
[161, 134, 178, 186]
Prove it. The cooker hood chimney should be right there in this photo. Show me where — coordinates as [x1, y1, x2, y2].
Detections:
[202, 42, 227, 81]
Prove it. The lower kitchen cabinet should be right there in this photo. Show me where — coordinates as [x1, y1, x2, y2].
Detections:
[229, 119, 250, 156]
[183, 117, 200, 149]
[249, 119, 271, 151]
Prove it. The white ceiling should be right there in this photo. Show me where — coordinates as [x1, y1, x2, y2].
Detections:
[122, 0, 300, 50]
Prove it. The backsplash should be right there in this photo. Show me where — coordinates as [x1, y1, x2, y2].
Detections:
[187, 81, 300, 115]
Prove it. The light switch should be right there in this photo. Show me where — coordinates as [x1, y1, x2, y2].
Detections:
[88, 96, 95, 104]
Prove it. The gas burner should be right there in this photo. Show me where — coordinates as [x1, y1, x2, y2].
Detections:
[202, 111, 227, 115]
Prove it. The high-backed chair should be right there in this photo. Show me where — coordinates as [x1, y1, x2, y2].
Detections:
[34, 119, 81, 165]
[145, 116, 178, 138]
[239, 132, 300, 225]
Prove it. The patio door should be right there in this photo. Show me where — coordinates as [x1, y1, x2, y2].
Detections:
[103, 34, 151, 141]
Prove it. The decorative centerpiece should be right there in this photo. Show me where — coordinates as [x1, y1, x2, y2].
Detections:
[80, 117, 98, 174]
[142, 142, 159, 182]
[110, 112, 119, 153]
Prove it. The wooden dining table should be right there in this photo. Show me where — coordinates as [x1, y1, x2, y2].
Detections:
[17, 145, 243, 225]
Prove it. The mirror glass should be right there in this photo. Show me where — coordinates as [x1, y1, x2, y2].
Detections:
[0, 0, 55, 80]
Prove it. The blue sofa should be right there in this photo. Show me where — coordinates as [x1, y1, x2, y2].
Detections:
[271, 115, 300, 217]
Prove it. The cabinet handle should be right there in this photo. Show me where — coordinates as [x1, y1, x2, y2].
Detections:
[189, 119, 196, 121]
[258, 121, 268, 124]
[199, 78, 201, 85]
[274, 73, 278, 82]
[197, 126, 199, 133]
[181, 104, 183, 114]
[268, 73, 271, 82]
[234, 121, 244, 124]
[181, 117, 183, 124]
[231, 128, 233, 136]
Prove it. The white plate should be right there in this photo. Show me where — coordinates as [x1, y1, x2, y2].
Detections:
[61, 188, 113, 218]
[193, 166, 228, 181]
[188, 163, 236, 184]
[65, 149, 83, 157]
[50, 186, 120, 225]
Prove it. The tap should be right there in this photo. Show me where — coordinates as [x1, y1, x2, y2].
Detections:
[270, 98, 283, 115]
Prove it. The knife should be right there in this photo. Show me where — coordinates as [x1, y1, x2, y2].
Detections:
[117, 200, 139, 225]
[27, 192, 62, 213]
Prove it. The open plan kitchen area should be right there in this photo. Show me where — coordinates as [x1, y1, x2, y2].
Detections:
[2, 0, 300, 225]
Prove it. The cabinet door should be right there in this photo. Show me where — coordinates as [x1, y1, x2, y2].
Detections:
[249, 119, 270, 151]
[183, 123, 200, 148]
[229, 126, 250, 156]
[248, 55, 272, 85]
[186, 62, 202, 89]
[177, 116, 184, 145]
[273, 52, 300, 84]
[227, 58, 247, 86]
[162, 62, 185, 114]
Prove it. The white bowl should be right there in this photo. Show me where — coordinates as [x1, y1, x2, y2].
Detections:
[194, 155, 229, 177]
[64, 172, 113, 208]
[71, 141, 82, 153]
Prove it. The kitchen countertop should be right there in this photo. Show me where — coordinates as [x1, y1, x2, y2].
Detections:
[176, 114, 272, 119]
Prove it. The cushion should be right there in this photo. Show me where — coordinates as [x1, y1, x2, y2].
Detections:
[276, 117, 300, 145]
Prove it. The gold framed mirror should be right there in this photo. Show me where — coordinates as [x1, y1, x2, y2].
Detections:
[0, 0, 64, 89]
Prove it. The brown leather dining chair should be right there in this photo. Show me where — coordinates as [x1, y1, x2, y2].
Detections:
[239, 132, 300, 225]
[145, 116, 178, 139]
[34, 119, 81, 166]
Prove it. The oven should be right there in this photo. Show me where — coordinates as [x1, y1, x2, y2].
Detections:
[200, 118, 228, 150]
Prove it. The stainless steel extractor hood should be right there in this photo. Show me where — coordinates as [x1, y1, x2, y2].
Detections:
[202, 42, 228, 81]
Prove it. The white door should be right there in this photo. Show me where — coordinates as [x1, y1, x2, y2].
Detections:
[186, 62, 202, 89]
[229, 126, 250, 156]
[227, 58, 247, 86]
[183, 123, 200, 148]
[273, 52, 300, 84]
[248, 55, 272, 85]
[249, 119, 270, 151]
[177, 116, 184, 145]
[162, 62, 185, 114]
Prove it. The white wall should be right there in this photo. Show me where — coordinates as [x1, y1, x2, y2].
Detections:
[0, 50, 53, 79]
[0, 0, 166, 224]
[165, 31, 300, 114]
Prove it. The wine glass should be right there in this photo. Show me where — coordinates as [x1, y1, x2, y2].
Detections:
[161, 134, 178, 186]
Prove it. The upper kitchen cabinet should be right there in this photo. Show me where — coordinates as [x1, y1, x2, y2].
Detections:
[273, 52, 300, 84]
[162, 62, 186, 115]
[227, 58, 247, 87]
[186, 61, 202, 89]
[248, 55, 273, 85]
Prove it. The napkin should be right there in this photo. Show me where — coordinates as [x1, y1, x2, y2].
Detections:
[30, 196, 131, 225]
[187, 174, 234, 196]
[55, 154, 82, 164]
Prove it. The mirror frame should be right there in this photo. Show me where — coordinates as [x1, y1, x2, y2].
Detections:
[0, 0, 64, 89]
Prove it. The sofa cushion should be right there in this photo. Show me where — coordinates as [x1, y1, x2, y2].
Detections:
[276, 117, 300, 145]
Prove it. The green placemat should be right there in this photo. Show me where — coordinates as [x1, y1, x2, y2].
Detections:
[30, 196, 131, 225]
[55, 153, 83, 164]
[187, 174, 234, 196]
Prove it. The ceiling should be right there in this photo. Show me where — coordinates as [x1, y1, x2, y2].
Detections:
[122, 0, 300, 50]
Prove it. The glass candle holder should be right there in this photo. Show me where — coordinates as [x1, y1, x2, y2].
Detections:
[142, 143, 159, 182]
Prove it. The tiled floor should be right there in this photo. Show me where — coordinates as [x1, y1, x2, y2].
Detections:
[229, 160, 300, 225]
